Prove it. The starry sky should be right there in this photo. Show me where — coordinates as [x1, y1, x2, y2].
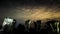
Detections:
[0, 0, 60, 25]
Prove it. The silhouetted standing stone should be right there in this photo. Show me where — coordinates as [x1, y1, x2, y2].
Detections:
[46, 20, 60, 34]
[2, 17, 16, 33]
[25, 20, 32, 32]
[36, 20, 41, 32]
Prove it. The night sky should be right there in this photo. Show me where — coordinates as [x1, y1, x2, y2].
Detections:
[0, 0, 60, 25]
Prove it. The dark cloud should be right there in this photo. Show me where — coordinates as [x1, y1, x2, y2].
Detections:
[0, 0, 60, 7]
